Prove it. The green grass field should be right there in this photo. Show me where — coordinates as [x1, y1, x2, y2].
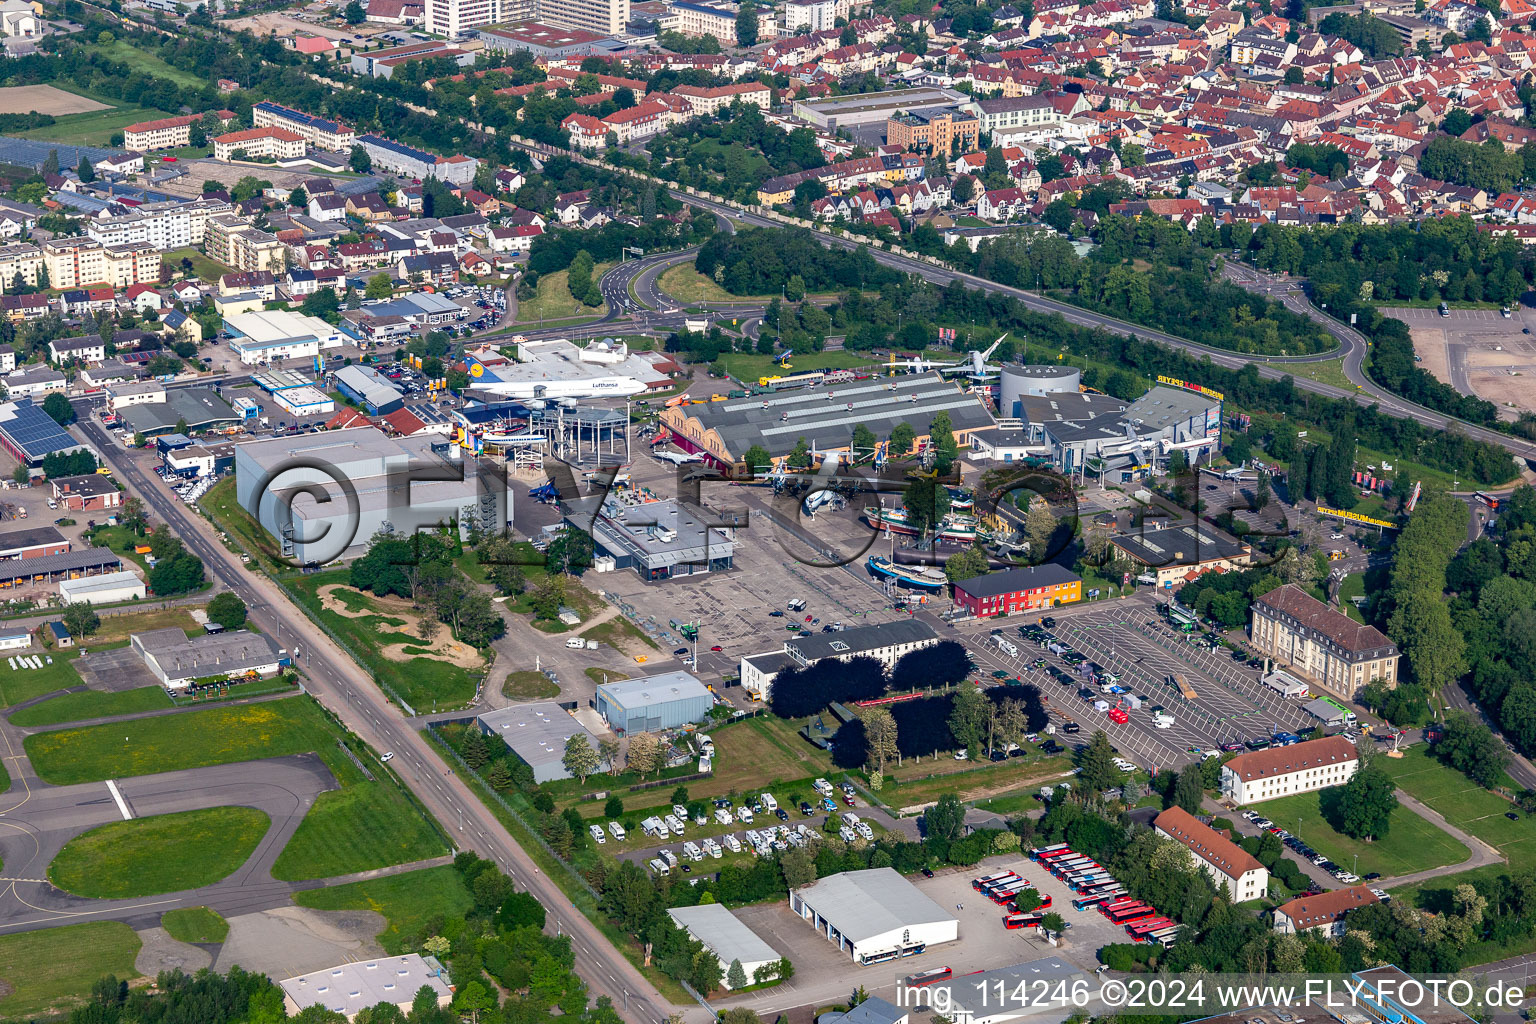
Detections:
[272, 781, 446, 881]
[515, 263, 612, 325]
[1383, 747, 1536, 873]
[293, 865, 472, 954]
[1252, 787, 1470, 879]
[164, 247, 236, 285]
[1277, 356, 1354, 391]
[90, 524, 157, 571]
[49, 806, 270, 898]
[23, 696, 357, 784]
[287, 571, 482, 710]
[0, 652, 85, 708]
[9, 685, 173, 727]
[658, 263, 776, 304]
[17, 105, 148, 147]
[714, 349, 890, 384]
[161, 906, 229, 944]
[0, 922, 140, 1019]
[200, 477, 285, 573]
[502, 670, 558, 700]
[578, 616, 657, 655]
[88, 39, 208, 88]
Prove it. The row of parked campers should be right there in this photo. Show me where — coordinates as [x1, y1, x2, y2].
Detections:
[587, 821, 627, 844]
[840, 811, 874, 843]
[648, 823, 815, 875]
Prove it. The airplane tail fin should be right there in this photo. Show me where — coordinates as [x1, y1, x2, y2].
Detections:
[464, 355, 505, 385]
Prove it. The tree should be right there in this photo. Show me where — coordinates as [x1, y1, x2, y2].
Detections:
[726, 959, 748, 990]
[207, 591, 248, 629]
[742, 444, 772, 473]
[859, 705, 899, 772]
[41, 391, 74, 426]
[344, 0, 365, 20]
[62, 602, 100, 638]
[189, 123, 207, 148]
[925, 792, 965, 842]
[562, 733, 600, 782]
[42, 149, 59, 176]
[350, 145, 372, 174]
[953, 174, 976, 205]
[947, 684, 990, 755]
[1332, 766, 1398, 840]
[626, 731, 662, 776]
[945, 544, 990, 583]
[1171, 766, 1205, 813]
[889, 421, 916, 457]
[77, 155, 95, 183]
[736, 3, 759, 45]
[780, 846, 816, 888]
[289, 187, 309, 209]
[1024, 495, 1057, 559]
[365, 273, 393, 300]
[1076, 730, 1119, 795]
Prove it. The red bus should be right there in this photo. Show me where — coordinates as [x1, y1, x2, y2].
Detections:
[1004, 913, 1044, 930]
[1127, 917, 1175, 939]
[1108, 904, 1157, 925]
[1099, 898, 1142, 915]
[1073, 877, 1115, 893]
[986, 880, 1029, 903]
[1072, 891, 1121, 911]
[973, 871, 1020, 891]
[1031, 844, 1072, 860]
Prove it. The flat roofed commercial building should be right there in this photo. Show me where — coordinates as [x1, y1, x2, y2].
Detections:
[1154, 806, 1268, 902]
[117, 387, 239, 439]
[1273, 884, 1379, 936]
[225, 309, 345, 366]
[0, 525, 69, 559]
[1251, 583, 1399, 699]
[280, 955, 451, 1020]
[131, 627, 285, 689]
[567, 497, 735, 581]
[792, 87, 969, 127]
[926, 956, 1089, 1023]
[952, 564, 1083, 618]
[476, 702, 610, 782]
[661, 371, 995, 466]
[1220, 734, 1359, 805]
[789, 867, 958, 963]
[1109, 524, 1251, 589]
[666, 904, 781, 987]
[234, 428, 507, 564]
[595, 671, 713, 735]
[334, 364, 406, 415]
[0, 547, 120, 587]
[0, 398, 89, 466]
[58, 569, 145, 605]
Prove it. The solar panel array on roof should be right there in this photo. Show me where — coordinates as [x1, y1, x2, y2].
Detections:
[0, 400, 87, 460]
[359, 133, 438, 165]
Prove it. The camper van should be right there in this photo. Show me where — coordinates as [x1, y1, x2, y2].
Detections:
[760, 793, 779, 812]
[665, 815, 685, 835]
[589, 824, 606, 844]
[737, 805, 755, 824]
[608, 821, 625, 841]
[649, 858, 669, 876]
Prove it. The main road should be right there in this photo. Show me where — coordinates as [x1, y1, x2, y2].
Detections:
[67, 402, 676, 1024]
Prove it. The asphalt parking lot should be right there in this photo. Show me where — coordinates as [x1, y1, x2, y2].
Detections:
[956, 597, 1316, 771]
[76, 647, 160, 692]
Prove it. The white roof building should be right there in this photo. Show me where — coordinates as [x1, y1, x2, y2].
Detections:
[788, 867, 958, 963]
[667, 904, 781, 987]
[280, 955, 451, 1020]
[58, 569, 146, 606]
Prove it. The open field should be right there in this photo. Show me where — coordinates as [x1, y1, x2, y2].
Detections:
[91, 605, 202, 646]
[50, 806, 270, 898]
[16, 104, 148, 147]
[1253, 788, 1470, 879]
[0, 923, 140, 1020]
[293, 865, 472, 954]
[515, 264, 612, 325]
[0, 652, 85, 708]
[1383, 747, 1536, 873]
[502, 670, 558, 700]
[22, 696, 359, 784]
[715, 349, 888, 383]
[200, 477, 285, 572]
[659, 263, 777, 304]
[1277, 356, 1354, 391]
[878, 756, 1074, 812]
[579, 616, 657, 654]
[272, 781, 445, 881]
[161, 906, 229, 944]
[164, 246, 237, 285]
[0, 85, 110, 115]
[87, 39, 208, 89]
[289, 572, 482, 711]
[9, 685, 173, 727]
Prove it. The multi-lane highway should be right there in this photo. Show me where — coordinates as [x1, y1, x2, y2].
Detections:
[66, 401, 675, 1024]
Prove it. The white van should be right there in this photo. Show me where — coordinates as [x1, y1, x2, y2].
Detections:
[813, 778, 833, 796]
[1136, 572, 1157, 585]
[608, 821, 626, 840]
[682, 841, 702, 861]
[564, 637, 585, 649]
[1152, 712, 1174, 728]
[997, 637, 1019, 657]
[736, 805, 755, 823]
[842, 811, 861, 828]
[665, 815, 685, 835]
[722, 833, 742, 853]
[672, 803, 688, 820]
[589, 824, 606, 844]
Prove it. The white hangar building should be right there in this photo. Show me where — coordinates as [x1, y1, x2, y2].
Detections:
[788, 867, 958, 964]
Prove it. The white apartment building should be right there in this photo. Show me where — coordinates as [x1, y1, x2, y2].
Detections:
[784, 0, 836, 32]
[0, 243, 43, 292]
[668, 0, 740, 44]
[87, 207, 193, 250]
[205, 216, 286, 274]
[123, 111, 234, 151]
[42, 238, 161, 290]
[1154, 807, 1269, 902]
[423, 0, 506, 36]
[670, 82, 772, 115]
[213, 126, 308, 162]
[1220, 735, 1360, 806]
[537, 0, 630, 36]
[252, 101, 356, 151]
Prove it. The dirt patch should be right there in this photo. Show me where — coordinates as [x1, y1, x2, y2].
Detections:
[214, 906, 385, 980]
[0, 978, 13, 1000]
[0, 86, 110, 116]
[134, 926, 213, 977]
[1410, 325, 1451, 385]
[1463, 344, 1536, 419]
[317, 584, 484, 669]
